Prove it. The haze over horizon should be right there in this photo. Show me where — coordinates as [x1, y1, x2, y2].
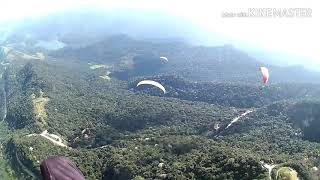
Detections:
[0, 0, 319, 70]
[2, 1, 320, 179]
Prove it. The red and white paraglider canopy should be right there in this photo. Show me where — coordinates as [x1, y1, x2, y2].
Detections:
[260, 67, 269, 84]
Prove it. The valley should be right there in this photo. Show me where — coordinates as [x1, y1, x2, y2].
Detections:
[0, 35, 320, 180]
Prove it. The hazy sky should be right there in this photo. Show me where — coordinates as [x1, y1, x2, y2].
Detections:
[0, 0, 319, 67]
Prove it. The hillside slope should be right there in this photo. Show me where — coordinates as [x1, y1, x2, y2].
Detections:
[52, 35, 320, 84]
[1, 36, 320, 179]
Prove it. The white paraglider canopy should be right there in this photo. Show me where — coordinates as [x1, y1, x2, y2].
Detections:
[159, 56, 168, 62]
[137, 80, 166, 93]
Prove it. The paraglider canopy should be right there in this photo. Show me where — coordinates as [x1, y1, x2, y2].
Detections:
[260, 67, 269, 84]
[159, 56, 168, 62]
[137, 80, 166, 93]
[40, 156, 85, 180]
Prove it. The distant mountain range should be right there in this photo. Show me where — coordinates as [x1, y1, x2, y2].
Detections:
[50, 35, 320, 84]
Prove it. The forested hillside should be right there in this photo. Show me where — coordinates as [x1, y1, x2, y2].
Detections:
[52, 35, 320, 84]
[131, 75, 320, 108]
[0, 35, 320, 179]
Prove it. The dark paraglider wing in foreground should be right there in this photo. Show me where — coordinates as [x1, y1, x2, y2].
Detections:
[40, 156, 85, 180]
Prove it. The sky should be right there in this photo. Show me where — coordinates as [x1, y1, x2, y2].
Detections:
[0, 0, 319, 68]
